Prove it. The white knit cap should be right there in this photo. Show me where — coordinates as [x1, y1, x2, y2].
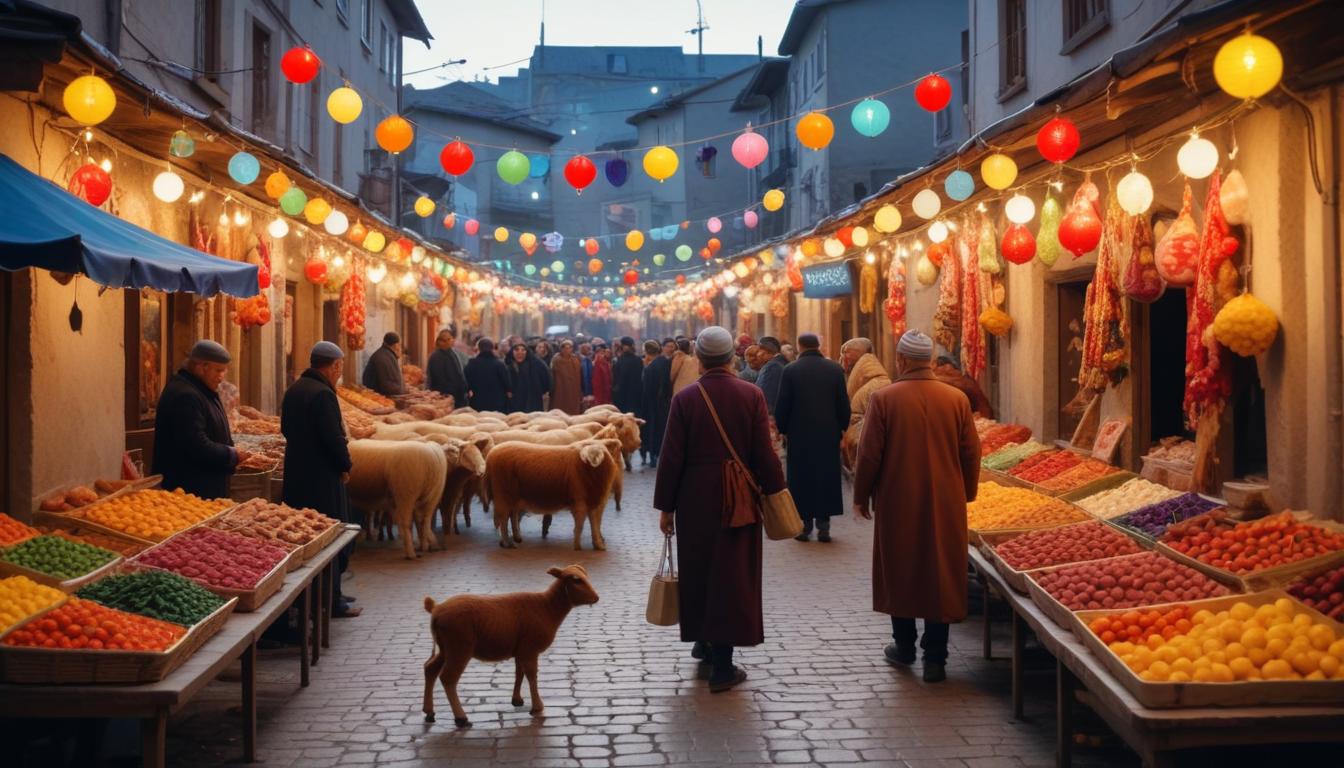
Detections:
[897, 329, 934, 360]
[695, 326, 734, 358]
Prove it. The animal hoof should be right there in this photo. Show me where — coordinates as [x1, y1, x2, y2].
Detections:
[595, 542, 607, 551]
[511, 696, 524, 707]
[529, 707, 544, 716]
[424, 713, 435, 723]
[454, 717, 471, 728]
[513, 535, 523, 543]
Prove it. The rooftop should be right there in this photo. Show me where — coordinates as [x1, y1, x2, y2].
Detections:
[626, 63, 764, 124]
[778, 0, 850, 56]
[527, 45, 759, 79]
[404, 82, 561, 142]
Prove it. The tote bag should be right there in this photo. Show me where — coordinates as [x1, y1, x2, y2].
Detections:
[645, 533, 679, 626]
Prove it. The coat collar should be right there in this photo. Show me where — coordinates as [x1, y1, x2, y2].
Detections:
[799, 349, 822, 358]
[301, 367, 337, 391]
[175, 368, 221, 401]
[895, 365, 936, 383]
[701, 367, 733, 379]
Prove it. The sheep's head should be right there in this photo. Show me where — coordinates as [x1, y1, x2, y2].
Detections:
[547, 564, 598, 606]
[468, 432, 494, 456]
[613, 416, 641, 453]
[437, 437, 465, 464]
[577, 441, 609, 468]
[597, 438, 622, 464]
[459, 443, 486, 476]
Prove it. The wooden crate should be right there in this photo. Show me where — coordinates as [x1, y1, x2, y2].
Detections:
[297, 522, 344, 564]
[228, 470, 273, 503]
[1058, 471, 1140, 503]
[0, 550, 122, 593]
[1074, 590, 1344, 708]
[127, 540, 290, 614]
[1155, 516, 1344, 592]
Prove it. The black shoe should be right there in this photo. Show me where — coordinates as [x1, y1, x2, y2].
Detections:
[708, 666, 747, 693]
[884, 643, 915, 666]
[794, 532, 810, 542]
[817, 532, 831, 543]
[922, 663, 947, 683]
[341, 594, 356, 603]
[690, 641, 710, 661]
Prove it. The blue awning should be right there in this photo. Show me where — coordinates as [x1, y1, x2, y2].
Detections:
[0, 153, 257, 297]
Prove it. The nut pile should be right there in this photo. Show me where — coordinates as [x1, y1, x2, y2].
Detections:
[1075, 478, 1183, 520]
[210, 499, 338, 551]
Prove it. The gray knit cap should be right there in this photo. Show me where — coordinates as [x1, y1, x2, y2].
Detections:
[897, 330, 934, 360]
[310, 341, 345, 366]
[695, 326, 734, 358]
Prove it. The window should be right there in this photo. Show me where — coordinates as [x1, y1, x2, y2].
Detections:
[998, 0, 1027, 100]
[378, 21, 388, 73]
[381, 23, 396, 86]
[360, 0, 373, 50]
[194, 0, 222, 81]
[1063, 0, 1109, 53]
[607, 54, 627, 74]
[296, 75, 319, 158]
[250, 22, 274, 137]
[335, 0, 349, 25]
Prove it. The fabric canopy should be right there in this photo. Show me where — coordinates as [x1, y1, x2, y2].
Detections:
[0, 153, 258, 297]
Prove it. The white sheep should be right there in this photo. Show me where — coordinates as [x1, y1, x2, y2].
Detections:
[347, 439, 447, 559]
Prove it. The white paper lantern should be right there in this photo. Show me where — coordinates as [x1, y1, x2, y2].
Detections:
[823, 237, 845, 258]
[152, 170, 185, 203]
[323, 210, 349, 236]
[366, 262, 387, 284]
[928, 220, 949, 244]
[1004, 194, 1035, 224]
[912, 188, 941, 220]
[851, 226, 869, 247]
[267, 217, 289, 238]
[1177, 134, 1219, 179]
[1116, 170, 1154, 215]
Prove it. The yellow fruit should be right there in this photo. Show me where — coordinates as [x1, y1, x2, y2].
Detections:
[1241, 627, 1268, 650]
[1212, 292, 1278, 357]
[1248, 648, 1272, 667]
[1148, 661, 1171, 680]
[1229, 603, 1255, 621]
[1229, 657, 1256, 680]
[1306, 670, 1328, 681]
[1329, 639, 1344, 660]
[1290, 652, 1319, 676]
[1172, 658, 1196, 676]
[1225, 641, 1248, 659]
[1319, 655, 1341, 678]
[1262, 659, 1294, 680]
[1169, 670, 1192, 683]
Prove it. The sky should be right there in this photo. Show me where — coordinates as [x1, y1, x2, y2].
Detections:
[402, 0, 797, 89]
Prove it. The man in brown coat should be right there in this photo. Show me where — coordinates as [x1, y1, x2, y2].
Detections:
[549, 339, 583, 415]
[852, 329, 980, 682]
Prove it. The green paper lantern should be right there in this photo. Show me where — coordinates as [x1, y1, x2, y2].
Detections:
[652, 253, 666, 266]
[550, 260, 565, 273]
[524, 264, 536, 275]
[497, 150, 530, 186]
[675, 244, 693, 262]
[279, 186, 307, 216]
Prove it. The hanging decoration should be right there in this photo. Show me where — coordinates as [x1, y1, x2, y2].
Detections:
[642, 146, 679, 182]
[837, 226, 855, 248]
[707, 216, 722, 234]
[152, 170, 185, 203]
[914, 73, 952, 112]
[675, 244, 692, 262]
[363, 230, 386, 253]
[413, 196, 436, 217]
[873, 204, 902, 233]
[324, 210, 349, 236]
[1155, 183, 1200, 285]
[912, 188, 941, 220]
[440, 141, 474, 175]
[304, 256, 328, 284]
[1213, 32, 1283, 100]
[497, 150, 530, 184]
[961, 232, 987, 378]
[1116, 170, 1154, 215]
[227, 152, 261, 184]
[931, 231, 961, 351]
[585, 239, 600, 257]
[852, 226, 869, 247]
[980, 153, 1017, 190]
[303, 197, 332, 225]
[914, 254, 937, 286]
[528, 154, 550, 178]
[979, 306, 1013, 338]
[169, 130, 195, 158]
[623, 269, 638, 286]
[1220, 169, 1249, 225]
[796, 111, 835, 150]
[442, 212, 456, 230]
[928, 240, 951, 268]
[763, 188, 785, 211]
[1122, 212, 1164, 303]
[281, 47, 321, 84]
[543, 232, 563, 252]
[279, 186, 307, 216]
[67, 162, 111, 206]
[326, 86, 363, 123]
[1076, 196, 1129, 397]
[1037, 194, 1063, 267]
[464, 219, 480, 236]
[1000, 224, 1035, 265]
[652, 253, 666, 266]
[563, 154, 597, 192]
[63, 74, 116, 126]
[340, 261, 367, 349]
[1004, 194, 1035, 224]
[519, 232, 537, 251]
[976, 215, 1001, 274]
[743, 210, 759, 229]
[1036, 115, 1081, 164]
[346, 220, 366, 244]
[493, 226, 509, 243]
[883, 257, 907, 337]
[859, 258, 878, 312]
[587, 258, 603, 274]
[1058, 179, 1102, 258]
[707, 237, 722, 254]
[823, 237, 845, 258]
[928, 220, 949, 243]
[264, 171, 290, 199]
[944, 169, 974, 201]
[1213, 292, 1278, 357]
[267, 217, 289, 239]
[1177, 133, 1219, 178]
[604, 157, 629, 187]
[625, 230, 644, 251]
[731, 127, 769, 169]
[850, 98, 891, 137]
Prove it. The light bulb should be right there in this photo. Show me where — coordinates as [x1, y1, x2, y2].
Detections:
[863, 250, 876, 264]
[928, 220, 949, 243]
[1177, 133, 1219, 179]
[233, 210, 250, 227]
[152, 170, 185, 203]
[99, 159, 112, 172]
[332, 255, 345, 269]
[218, 212, 229, 226]
[399, 271, 415, 289]
[267, 218, 289, 238]
[1004, 194, 1035, 224]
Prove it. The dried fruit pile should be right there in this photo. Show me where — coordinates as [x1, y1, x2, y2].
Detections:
[979, 423, 1033, 456]
[967, 483, 1087, 531]
[1288, 564, 1344, 621]
[84, 489, 231, 542]
[1034, 458, 1121, 492]
[395, 390, 454, 419]
[0, 535, 118, 580]
[1164, 511, 1344, 576]
[135, 528, 287, 592]
[2, 597, 185, 651]
[1031, 551, 1229, 611]
[1075, 478, 1182, 520]
[338, 386, 395, 414]
[982, 440, 1051, 471]
[338, 401, 377, 439]
[0, 575, 66, 635]
[78, 570, 227, 627]
[1009, 450, 1082, 483]
[1114, 493, 1222, 539]
[210, 499, 338, 551]
[0, 512, 40, 547]
[993, 520, 1143, 571]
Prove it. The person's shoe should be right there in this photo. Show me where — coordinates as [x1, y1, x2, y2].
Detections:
[794, 531, 810, 542]
[884, 643, 916, 666]
[332, 604, 363, 619]
[341, 594, 357, 603]
[817, 531, 832, 543]
[922, 663, 947, 683]
[708, 666, 748, 693]
[690, 641, 710, 661]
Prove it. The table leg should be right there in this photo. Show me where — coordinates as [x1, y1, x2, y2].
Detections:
[1056, 658, 1076, 768]
[310, 570, 321, 667]
[980, 574, 993, 660]
[1011, 610, 1026, 720]
[140, 712, 167, 768]
[321, 564, 332, 649]
[299, 584, 311, 687]
[242, 638, 257, 763]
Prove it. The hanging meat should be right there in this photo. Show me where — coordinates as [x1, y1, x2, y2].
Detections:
[932, 223, 965, 353]
[1155, 182, 1200, 286]
[1076, 195, 1129, 396]
[961, 228, 986, 380]
[341, 259, 367, 350]
[883, 258, 907, 338]
[1183, 169, 1234, 427]
[1122, 213, 1164, 303]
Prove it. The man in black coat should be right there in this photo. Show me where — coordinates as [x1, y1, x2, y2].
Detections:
[426, 327, 469, 406]
[152, 340, 252, 499]
[774, 333, 851, 542]
[506, 342, 551, 413]
[282, 341, 358, 617]
[464, 337, 511, 412]
[610, 336, 644, 416]
[755, 336, 788, 414]
[361, 331, 405, 396]
[641, 338, 676, 469]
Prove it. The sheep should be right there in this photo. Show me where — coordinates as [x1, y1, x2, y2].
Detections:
[420, 433, 489, 537]
[347, 440, 447, 559]
[422, 564, 598, 727]
[488, 437, 621, 550]
[540, 436, 625, 539]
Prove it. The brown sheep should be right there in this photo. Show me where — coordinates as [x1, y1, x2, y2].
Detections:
[421, 433, 489, 536]
[488, 438, 620, 550]
[422, 564, 599, 727]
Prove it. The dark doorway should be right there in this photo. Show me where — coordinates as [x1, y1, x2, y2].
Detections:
[1148, 288, 1189, 442]
[1056, 280, 1088, 440]
[1230, 353, 1268, 478]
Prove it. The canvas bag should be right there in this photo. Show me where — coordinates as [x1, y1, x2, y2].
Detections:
[645, 533, 679, 626]
[695, 383, 804, 541]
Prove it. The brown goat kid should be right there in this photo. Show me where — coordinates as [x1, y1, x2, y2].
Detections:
[422, 564, 599, 727]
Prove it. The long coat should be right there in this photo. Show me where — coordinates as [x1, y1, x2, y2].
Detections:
[774, 350, 850, 520]
[610, 351, 644, 415]
[465, 353, 511, 412]
[755, 354, 787, 413]
[507, 353, 551, 413]
[281, 369, 353, 522]
[654, 368, 785, 647]
[152, 369, 238, 499]
[842, 353, 892, 470]
[641, 355, 672, 455]
[591, 356, 612, 405]
[426, 348, 469, 406]
[361, 344, 404, 396]
[853, 366, 981, 623]
[550, 354, 583, 415]
[669, 351, 699, 394]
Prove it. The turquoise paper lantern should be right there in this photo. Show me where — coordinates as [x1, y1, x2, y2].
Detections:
[528, 154, 550, 178]
[169, 130, 195, 158]
[945, 169, 974, 201]
[524, 263, 536, 276]
[675, 244, 693, 262]
[850, 98, 891, 138]
[497, 150, 530, 185]
[228, 152, 260, 184]
[279, 186, 307, 216]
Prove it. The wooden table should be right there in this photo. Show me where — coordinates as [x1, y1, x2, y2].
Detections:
[0, 528, 358, 768]
[969, 547, 1344, 767]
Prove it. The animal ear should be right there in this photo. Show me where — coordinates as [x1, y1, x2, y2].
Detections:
[634, 418, 647, 425]
[571, 563, 588, 576]
[579, 443, 604, 467]
[547, 566, 564, 578]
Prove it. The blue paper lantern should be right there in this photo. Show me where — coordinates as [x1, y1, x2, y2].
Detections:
[605, 157, 629, 187]
[650, 227, 664, 241]
[662, 224, 678, 240]
[850, 98, 891, 138]
[945, 169, 974, 201]
[228, 152, 260, 185]
[169, 130, 195, 158]
[529, 154, 550, 178]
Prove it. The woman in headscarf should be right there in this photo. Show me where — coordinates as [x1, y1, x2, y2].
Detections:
[591, 342, 613, 406]
[549, 339, 583, 414]
[506, 342, 551, 413]
[533, 339, 554, 367]
[464, 338, 510, 413]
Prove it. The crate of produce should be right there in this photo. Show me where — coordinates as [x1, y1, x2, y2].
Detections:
[1026, 551, 1237, 633]
[31, 477, 145, 516]
[0, 513, 41, 548]
[1109, 493, 1225, 543]
[129, 527, 289, 612]
[981, 440, 1052, 473]
[978, 423, 1034, 456]
[42, 527, 147, 557]
[337, 385, 395, 415]
[983, 520, 1148, 593]
[1032, 461, 1127, 496]
[1286, 563, 1344, 623]
[75, 568, 236, 662]
[0, 535, 123, 591]
[49, 488, 234, 546]
[0, 575, 68, 637]
[1075, 590, 1344, 708]
[1157, 510, 1344, 592]
[966, 482, 1089, 545]
[228, 469, 274, 504]
[208, 499, 342, 567]
[1065, 477, 1184, 520]
[1006, 450, 1085, 495]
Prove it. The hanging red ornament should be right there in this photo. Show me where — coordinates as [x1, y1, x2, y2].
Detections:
[914, 74, 952, 112]
[700, 248, 712, 260]
[67, 162, 112, 206]
[304, 256, 328, 284]
[707, 237, 721, 253]
[584, 239, 600, 257]
[675, 274, 686, 285]
[439, 141, 474, 176]
[1058, 186, 1103, 258]
[563, 155, 597, 193]
[1001, 223, 1037, 264]
[280, 47, 321, 84]
[927, 241, 951, 268]
[442, 212, 456, 229]
[257, 268, 271, 290]
[837, 226, 855, 248]
[1036, 115, 1081, 164]
[623, 269, 638, 285]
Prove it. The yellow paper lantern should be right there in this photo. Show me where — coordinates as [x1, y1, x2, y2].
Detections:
[873, 204, 902, 233]
[327, 86, 363, 124]
[494, 226, 509, 243]
[264, 171, 291, 200]
[303, 197, 332, 225]
[796, 111, 835, 151]
[763, 188, 785, 212]
[625, 230, 644, 251]
[375, 114, 414, 154]
[63, 74, 117, 126]
[851, 226, 869, 248]
[823, 237, 845, 258]
[981, 153, 1018, 191]
[801, 239, 820, 258]
[643, 146, 679, 182]
[1213, 32, 1283, 100]
[413, 195, 435, 217]
[363, 230, 386, 253]
[520, 232, 537, 250]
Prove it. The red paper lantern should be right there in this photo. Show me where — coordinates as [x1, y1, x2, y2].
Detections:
[837, 226, 855, 248]
[564, 155, 597, 193]
[464, 219, 479, 236]
[585, 239, 600, 257]
[257, 269, 271, 290]
[1036, 116, 1080, 164]
[676, 274, 686, 285]
[1058, 203, 1102, 258]
[927, 241, 951, 268]
[439, 141, 474, 176]
[280, 47, 321, 84]
[914, 74, 952, 112]
[67, 162, 111, 206]
[304, 257, 328, 284]
[1001, 224, 1036, 264]
[442, 212, 456, 229]
[707, 238, 721, 253]
[396, 238, 414, 255]
[623, 269, 638, 285]
[700, 248, 712, 260]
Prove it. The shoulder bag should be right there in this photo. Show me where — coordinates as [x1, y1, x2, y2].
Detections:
[696, 383, 803, 541]
[645, 533, 679, 626]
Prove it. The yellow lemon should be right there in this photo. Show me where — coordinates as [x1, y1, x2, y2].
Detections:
[1229, 603, 1255, 621]
[1261, 659, 1293, 680]
[1229, 657, 1256, 680]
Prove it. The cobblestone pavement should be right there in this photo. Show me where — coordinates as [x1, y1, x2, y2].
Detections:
[164, 464, 1137, 768]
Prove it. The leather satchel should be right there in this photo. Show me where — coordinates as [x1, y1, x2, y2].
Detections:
[696, 383, 804, 540]
[645, 533, 679, 626]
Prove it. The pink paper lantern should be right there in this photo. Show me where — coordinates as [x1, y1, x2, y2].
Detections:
[707, 217, 722, 234]
[731, 130, 769, 169]
[743, 210, 759, 229]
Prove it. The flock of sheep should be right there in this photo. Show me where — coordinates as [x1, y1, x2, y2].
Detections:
[344, 405, 643, 558]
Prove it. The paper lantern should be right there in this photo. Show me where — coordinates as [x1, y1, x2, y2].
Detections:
[795, 111, 834, 151]
[624, 269, 638, 285]
[279, 187, 307, 216]
[945, 169, 974, 201]
[642, 146, 679, 182]
[464, 219, 479, 236]
[1221, 169, 1249, 225]
[708, 238, 721, 253]
[800, 239, 820, 258]
[743, 210, 759, 229]
[152, 170, 184, 203]
[346, 220, 366, 244]
[520, 232, 538, 251]
[928, 220, 949, 244]
[1001, 224, 1036, 265]
[326, 86, 362, 124]
[1036, 116, 1080, 164]
[375, 115, 414, 154]
[493, 226, 509, 243]
[625, 230, 644, 251]
[850, 98, 891, 137]
[587, 258, 603, 274]
[707, 217, 722, 234]
[700, 248, 712, 260]
[911, 188, 941, 220]
[873, 204, 902, 233]
[264, 171, 290, 199]
[324, 210, 349, 236]
[763, 188, 785, 212]
[442, 212, 456, 230]
[1004, 194, 1035, 224]
[528, 154, 550, 178]
[169, 130, 195, 158]
[302, 198, 331, 225]
[439, 141, 474, 175]
[1213, 32, 1283, 100]
[851, 226, 869, 248]
[836, 227, 855, 248]
[1177, 134, 1218, 179]
[652, 253, 666, 266]
[363, 231, 386, 253]
[823, 237, 845, 258]
[585, 239, 600, 257]
[605, 157, 629, 187]
[675, 244, 693, 262]
[914, 73, 952, 112]
[228, 152, 260, 184]
[63, 74, 116, 126]
[551, 260, 565, 273]
[1117, 170, 1154, 215]
[304, 256, 328, 284]
[675, 274, 687, 286]
[981, 153, 1018, 190]
[497, 150, 530, 185]
[731, 129, 769, 169]
[927, 241, 950, 268]
[67, 162, 111, 206]
[1058, 202, 1102, 258]
[281, 47, 321, 84]
[267, 217, 289, 239]
[563, 154, 597, 192]
[523, 264, 537, 276]
[414, 196, 435, 217]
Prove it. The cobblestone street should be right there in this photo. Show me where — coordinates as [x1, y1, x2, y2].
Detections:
[165, 465, 1129, 768]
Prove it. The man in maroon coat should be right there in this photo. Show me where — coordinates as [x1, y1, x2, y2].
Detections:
[655, 326, 786, 693]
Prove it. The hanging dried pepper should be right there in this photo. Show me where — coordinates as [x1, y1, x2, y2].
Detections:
[1183, 169, 1233, 428]
[858, 259, 878, 313]
[769, 285, 790, 318]
[960, 226, 986, 379]
[932, 222, 965, 353]
[883, 257, 907, 338]
[1077, 195, 1129, 394]
[341, 259, 367, 350]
